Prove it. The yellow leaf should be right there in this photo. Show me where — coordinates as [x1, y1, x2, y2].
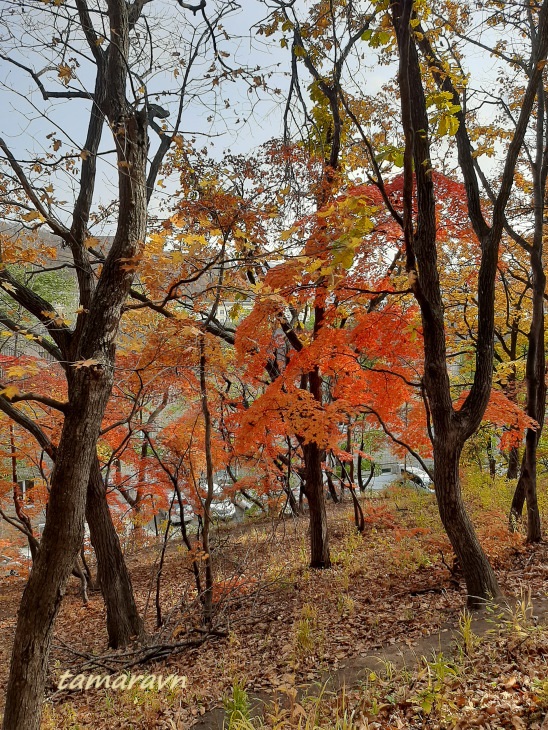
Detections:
[57, 64, 73, 85]
[84, 236, 100, 249]
[21, 211, 44, 223]
[40, 309, 69, 325]
[71, 358, 101, 369]
[280, 227, 297, 241]
[1, 282, 17, 294]
[317, 205, 335, 219]
[80, 149, 91, 160]
[0, 385, 20, 400]
[148, 232, 166, 246]
[6, 366, 26, 378]
[305, 259, 323, 274]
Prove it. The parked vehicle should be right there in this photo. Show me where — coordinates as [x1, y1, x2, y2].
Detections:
[365, 471, 401, 491]
[170, 500, 196, 526]
[399, 465, 434, 492]
[363, 465, 434, 493]
[204, 483, 236, 521]
[232, 493, 252, 512]
[1, 554, 19, 572]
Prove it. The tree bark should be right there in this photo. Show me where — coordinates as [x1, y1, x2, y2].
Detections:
[325, 471, 339, 503]
[199, 335, 214, 625]
[508, 241, 546, 544]
[303, 441, 330, 568]
[2, 374, 115, 730]
[509, 80, 546, 542]
[507, 446, 519, 480]
[434, 441, 501, 606]
[86, 458, 144, 648]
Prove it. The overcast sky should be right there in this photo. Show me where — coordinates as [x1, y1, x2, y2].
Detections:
[0, 0, 525, 236]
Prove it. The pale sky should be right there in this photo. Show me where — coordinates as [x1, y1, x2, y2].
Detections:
[0, 0, 529, 236]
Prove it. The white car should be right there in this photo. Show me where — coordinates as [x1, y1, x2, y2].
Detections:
[172, 502, 196, 525]
[364, 466, 434, 493]
[209, 499, 236, 520]
[204, 483, 236, 521]
[399, 465, 434, 492]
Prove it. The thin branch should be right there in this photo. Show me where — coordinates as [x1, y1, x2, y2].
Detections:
[0, 312, 62, 362]
[364, 404, 433, 480]
[0, 53, 94, 100]
[0, 139, 71, 243]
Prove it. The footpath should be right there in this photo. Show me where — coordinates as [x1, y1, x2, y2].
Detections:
[191, 596, 548, 729]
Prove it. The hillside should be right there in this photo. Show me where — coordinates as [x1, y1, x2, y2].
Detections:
[1, 480, 547, 729]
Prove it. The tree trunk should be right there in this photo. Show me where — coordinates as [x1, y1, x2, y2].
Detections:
[2, 381, 112, 730]
[509, 137, 546, 542]
[506, 446, 519, 480]
[523, 431, 542, 542]
[510, 430, 543, 540]
[199, 336, 215, 625]
[10, 425, 39, 561]
[390, 0, 538, 610]
[303, 441, 330, 568]
[510, 465, 527, 527]
[434, 442, 501, 607]
[2, 40, 149, 724]
[348, 484, 365, 533]
[284, 483, 301, 515]
[325, 471, 339, 503]
[503, 367, 521, 480]
[86, 458, 144, 648]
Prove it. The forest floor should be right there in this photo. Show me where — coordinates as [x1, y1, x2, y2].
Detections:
[0, 476, 547, 729]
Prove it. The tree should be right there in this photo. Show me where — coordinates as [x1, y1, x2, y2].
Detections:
[0, 0, 237, 726]
[388, 0, 548, 604]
